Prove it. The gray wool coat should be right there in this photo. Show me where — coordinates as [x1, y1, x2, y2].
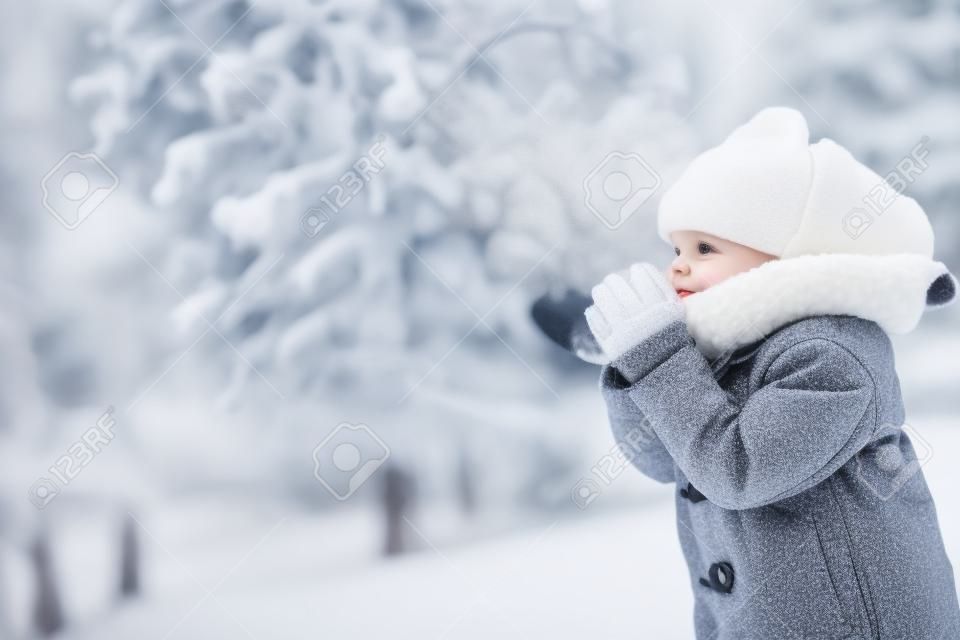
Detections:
[601, 314, 960, 639]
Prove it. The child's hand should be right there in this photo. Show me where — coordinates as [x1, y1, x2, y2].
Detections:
[584, 263, 685, 362]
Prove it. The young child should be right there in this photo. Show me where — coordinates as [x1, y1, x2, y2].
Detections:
[585, 107, 960, 639]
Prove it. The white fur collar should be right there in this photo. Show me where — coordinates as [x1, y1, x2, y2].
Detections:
[683, 253, 956, 360]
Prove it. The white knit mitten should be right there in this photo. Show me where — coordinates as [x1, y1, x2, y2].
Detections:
[584, 263, 685, 362]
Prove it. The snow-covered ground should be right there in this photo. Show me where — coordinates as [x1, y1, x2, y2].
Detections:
[62, 497, 691, 640]
[42, 412, 959, 640]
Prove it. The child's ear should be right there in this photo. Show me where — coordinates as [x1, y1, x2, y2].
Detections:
[926, 270, 957, 307]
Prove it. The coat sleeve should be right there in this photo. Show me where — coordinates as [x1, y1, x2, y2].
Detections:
[599, 362, 676, 484]
[612, 320, 878, 510]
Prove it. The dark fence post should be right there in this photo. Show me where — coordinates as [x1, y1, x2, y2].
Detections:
[119, 510, 141, 598]
[456, 445, 477, 516]
[30, 527, 64, 637]
[381, 464, 415, 556]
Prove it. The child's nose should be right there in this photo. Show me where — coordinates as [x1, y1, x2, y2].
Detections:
[671, 256, 690, 276]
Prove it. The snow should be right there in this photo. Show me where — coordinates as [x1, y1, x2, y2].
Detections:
[60, 498, 693, 640]
[30, 413, 959, 639]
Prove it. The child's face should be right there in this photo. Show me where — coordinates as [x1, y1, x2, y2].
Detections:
[668, 230, 778, 298]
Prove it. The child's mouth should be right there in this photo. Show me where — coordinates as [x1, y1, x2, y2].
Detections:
[676, 289, 695, 298]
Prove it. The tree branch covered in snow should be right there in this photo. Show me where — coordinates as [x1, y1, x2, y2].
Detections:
[74, 0, 697, 413]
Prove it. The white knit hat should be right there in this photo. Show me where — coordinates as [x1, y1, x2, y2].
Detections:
[657, 107, 935, 259]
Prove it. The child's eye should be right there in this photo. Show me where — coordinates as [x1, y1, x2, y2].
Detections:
[697, 242, 714, 255]
[674, 247, 680, 256]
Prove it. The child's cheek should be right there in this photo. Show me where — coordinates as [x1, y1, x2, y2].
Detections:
[698, 268, 726, 290]
[699, 260, 748, 290]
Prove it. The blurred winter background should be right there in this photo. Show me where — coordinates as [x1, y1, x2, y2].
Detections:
[1, 0, 958, 638]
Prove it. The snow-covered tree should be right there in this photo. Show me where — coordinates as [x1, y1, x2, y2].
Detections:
[73, 0, 699, 508]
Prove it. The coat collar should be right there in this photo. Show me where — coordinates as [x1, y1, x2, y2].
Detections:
[683, 253, 957, 361]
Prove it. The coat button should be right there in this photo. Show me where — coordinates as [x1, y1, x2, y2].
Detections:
[698, 561, 734, 594]
[680, 481, 707, 503]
